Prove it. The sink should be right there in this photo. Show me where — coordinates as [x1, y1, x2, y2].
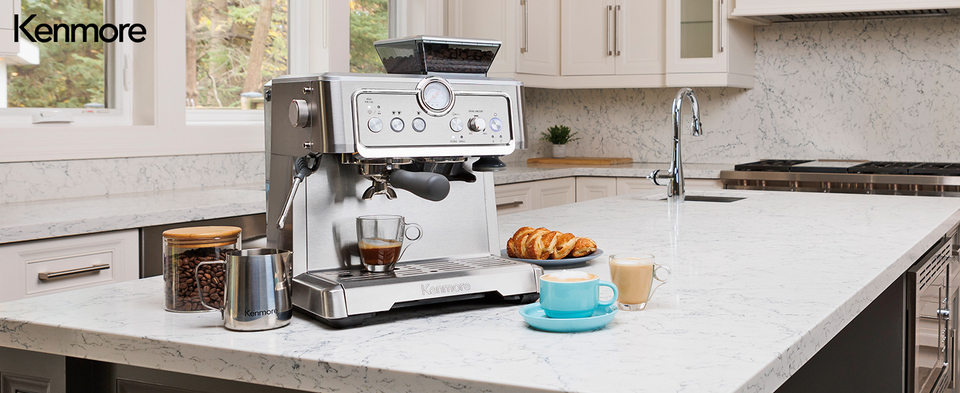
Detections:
[659, 195, 745, 203]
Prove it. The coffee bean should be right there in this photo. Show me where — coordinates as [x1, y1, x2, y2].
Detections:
[164, 246, 229, 312]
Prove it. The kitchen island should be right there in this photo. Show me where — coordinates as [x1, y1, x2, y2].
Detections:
[0, 189, 958, 393]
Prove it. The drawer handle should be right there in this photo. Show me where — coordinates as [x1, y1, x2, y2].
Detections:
[497, 201, 524, 209]
[38, 263, 111, 281]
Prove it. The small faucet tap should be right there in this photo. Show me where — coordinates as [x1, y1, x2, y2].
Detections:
[648, 88, 702, 202]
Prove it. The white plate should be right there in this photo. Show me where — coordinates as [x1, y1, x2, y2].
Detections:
[500, 249, 604, 268]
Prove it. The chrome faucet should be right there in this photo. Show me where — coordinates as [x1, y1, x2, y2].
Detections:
[647, 88, 702, 203]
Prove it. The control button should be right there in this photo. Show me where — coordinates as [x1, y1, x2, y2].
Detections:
[468, 117, 486, 132]
[412, 117, 426, 132]
[450, 117, 464, 132]
[489, 117, 503, 132]
[367, 117, 383, 133]
[390, 117, 404, 132]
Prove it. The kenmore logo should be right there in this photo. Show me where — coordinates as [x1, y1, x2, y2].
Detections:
[421, 283, 471, 295]
[14, 14, 147, 43]
[245, 308, 277, 317]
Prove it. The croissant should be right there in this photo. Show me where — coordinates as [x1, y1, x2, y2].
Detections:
[506, 227, 597, 260]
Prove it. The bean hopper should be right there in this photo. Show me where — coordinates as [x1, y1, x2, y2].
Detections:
[265, 36, 542, 328]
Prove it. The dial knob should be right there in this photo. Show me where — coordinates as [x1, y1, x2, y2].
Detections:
[468, 117, 486, 132]
[288, 99, 309, 128]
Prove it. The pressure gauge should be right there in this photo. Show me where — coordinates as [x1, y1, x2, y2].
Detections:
[416, 77, 455, 116]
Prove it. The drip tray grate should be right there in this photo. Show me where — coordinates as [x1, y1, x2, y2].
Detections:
[307, 255, 529, 284]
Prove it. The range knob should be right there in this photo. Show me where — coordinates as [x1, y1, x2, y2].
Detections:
[468, 117, 486, 132]
[289, 99, 310, 128]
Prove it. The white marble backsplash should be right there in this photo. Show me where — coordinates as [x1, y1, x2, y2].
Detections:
[512, 15, 960, 164]
[0, 153, 265, 203]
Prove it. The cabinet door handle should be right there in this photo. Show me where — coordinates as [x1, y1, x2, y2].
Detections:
[38, 263, 111, 281]
[607, 5, 613, 56]
[520, 0, 529, 53]
[497, 201, 524, 209]
[615, 5, 621, 56]
[718, 0, 724, 53]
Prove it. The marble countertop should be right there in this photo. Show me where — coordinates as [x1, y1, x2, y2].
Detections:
[1, 189, 959, 393]
[0, 185, 265, 244]
[493, 162, 733, 185]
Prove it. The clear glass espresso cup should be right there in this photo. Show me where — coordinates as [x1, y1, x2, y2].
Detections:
[356, 215, 422, 272]
[608, 254, 671, 311]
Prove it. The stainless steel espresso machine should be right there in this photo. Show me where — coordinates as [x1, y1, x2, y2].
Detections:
[265, 36, 542, 327]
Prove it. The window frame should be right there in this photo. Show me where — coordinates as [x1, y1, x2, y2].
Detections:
[0, 0, 343, 164]
[0, 0, 133, 126]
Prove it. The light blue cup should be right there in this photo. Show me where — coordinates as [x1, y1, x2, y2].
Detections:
[539, 273, 619, 319]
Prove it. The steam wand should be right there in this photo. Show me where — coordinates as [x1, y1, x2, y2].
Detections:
[276, 153, 321, 229]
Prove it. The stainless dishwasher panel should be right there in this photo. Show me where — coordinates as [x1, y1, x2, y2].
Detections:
[139, 214, 266, 278]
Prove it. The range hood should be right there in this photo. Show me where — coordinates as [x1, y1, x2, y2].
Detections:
[731, 0, 960, 22]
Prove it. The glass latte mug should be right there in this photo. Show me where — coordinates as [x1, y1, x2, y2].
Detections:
[608, 254, 671, 311]
[356, 215, 423, 272]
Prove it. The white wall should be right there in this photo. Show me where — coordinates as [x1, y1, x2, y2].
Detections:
[511, 15, 960, 164]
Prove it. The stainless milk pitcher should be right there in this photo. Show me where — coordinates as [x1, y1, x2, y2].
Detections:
[196, 248, 293, 331]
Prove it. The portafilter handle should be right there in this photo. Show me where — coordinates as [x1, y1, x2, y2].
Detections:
[388, 169, 450, 201]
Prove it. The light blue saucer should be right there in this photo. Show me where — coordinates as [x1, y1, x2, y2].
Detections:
[519, 303, 618, 333]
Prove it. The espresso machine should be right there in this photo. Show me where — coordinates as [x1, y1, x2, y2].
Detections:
[265, 36, 542, 327]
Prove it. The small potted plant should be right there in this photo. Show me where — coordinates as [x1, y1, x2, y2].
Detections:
[539, 125, 580, 159]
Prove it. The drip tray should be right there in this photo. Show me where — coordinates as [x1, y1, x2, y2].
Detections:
[293, 255, 543, 327]
[659, 195, 745, 203]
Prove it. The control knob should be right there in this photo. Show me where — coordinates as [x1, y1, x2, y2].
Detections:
[468, 117, 486, 132]
[288, 99, 310, 128]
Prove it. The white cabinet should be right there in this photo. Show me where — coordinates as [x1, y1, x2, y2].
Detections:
[616, 177, 659, 195]
[0, 230, 140, 303]
[536, 177, 578, 208]
[495, 177, 577, 214]
[447, 0, 517, 77]
[0, 0, 20, 56]
[665, 0, 755, 88]
[495, 181, 538, 214]
[516, 0, 560, 76]
[497, 176, 723, 214]
[576, 177, 617, 202]
[560, 0, 664, 78]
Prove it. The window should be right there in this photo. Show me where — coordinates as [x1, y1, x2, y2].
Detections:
[185, 0, 288, 112]
[6, 0, 109, 109]
[349, 0, 388, 73]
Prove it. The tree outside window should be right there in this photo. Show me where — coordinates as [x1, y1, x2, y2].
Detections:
[350, 0, 387, 74]
[7, 0, 106, 109]
[186, 0, 287, 109]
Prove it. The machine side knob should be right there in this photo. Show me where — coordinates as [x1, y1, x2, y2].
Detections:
[289, 99, 310, 128]
[468, 117, 486, 132]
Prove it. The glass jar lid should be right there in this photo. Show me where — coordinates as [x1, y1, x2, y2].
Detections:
[162, 226, 241, 248]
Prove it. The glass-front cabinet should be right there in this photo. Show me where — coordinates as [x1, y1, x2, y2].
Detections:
[665, 0, 755, 88]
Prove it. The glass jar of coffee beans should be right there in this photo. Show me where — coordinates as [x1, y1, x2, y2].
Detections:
[162, 226, 241, 312]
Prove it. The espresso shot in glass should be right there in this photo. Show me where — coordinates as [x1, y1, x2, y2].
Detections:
[356, 215, 422, 272]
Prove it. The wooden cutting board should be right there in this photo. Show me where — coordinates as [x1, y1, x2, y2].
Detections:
[527, 157, 633, 166]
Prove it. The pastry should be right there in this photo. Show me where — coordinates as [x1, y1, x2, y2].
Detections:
[506, 227, 597, 259]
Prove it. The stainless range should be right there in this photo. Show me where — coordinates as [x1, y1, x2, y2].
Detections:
[720, 160, 960, 196]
